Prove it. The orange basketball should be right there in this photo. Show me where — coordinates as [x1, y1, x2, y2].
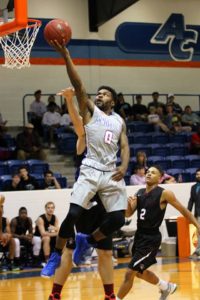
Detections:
[44, 19, 72, 46]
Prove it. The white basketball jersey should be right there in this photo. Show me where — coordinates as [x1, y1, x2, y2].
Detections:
[82, 106, 123, 171]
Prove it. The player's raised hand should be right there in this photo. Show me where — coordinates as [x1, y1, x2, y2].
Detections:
[49, 39, 69, 57]
[57, 87, 75, 99]
[112, 166, 126, 181]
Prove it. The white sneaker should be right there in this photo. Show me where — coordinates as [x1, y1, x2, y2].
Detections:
[159, 282, 177, 300]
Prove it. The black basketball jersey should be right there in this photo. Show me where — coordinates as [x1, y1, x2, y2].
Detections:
[2, 217, 6, 233]
[34, 214, 56, 237]
[13, 216, 31, 235]
[136, 186, 166, 233]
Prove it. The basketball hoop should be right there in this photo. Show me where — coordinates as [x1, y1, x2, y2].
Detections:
[0, 19, 41, 69]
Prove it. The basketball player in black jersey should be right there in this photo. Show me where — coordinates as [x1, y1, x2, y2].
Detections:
[116, 165, 200, 300]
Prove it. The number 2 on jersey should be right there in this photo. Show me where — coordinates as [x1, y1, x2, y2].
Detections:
[104, 130, 113, 144]
[140, 208, 146, 220]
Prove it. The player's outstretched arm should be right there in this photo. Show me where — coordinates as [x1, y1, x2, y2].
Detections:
[112, 121, 130, 181]
[50, 41, 94, 120]
[58, 87, 85, 137]
[163, 190, 200, 234]
[57, 87, 86, 155]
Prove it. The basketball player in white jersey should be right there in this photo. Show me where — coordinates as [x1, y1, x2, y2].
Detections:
[41, 41, 129, 300]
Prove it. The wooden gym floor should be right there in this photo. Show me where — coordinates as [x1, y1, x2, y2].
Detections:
[0, 257, 199, 300]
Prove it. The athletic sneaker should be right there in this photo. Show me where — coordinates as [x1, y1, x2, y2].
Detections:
[104, 293, 116, 299]
[159, 282, 177, 300]
[48, 293, 61, 300]
[73, 233, 91, 266]
[41, 252, 61, 277]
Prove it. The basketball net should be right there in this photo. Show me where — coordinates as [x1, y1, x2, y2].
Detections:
[0, 19, 41, 69]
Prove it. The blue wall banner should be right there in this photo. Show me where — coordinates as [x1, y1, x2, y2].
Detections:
[1, 14, 200, 67]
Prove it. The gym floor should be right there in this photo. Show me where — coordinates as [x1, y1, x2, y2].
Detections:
[0, 257, 199, 300]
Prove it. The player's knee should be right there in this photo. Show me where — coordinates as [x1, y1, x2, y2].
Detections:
[101, 210, 125, 235]
[124, 269, 135, 284]
[59, 204, 83, 238]
[97, 249, 112, 261]
[110, 210, 125, 226]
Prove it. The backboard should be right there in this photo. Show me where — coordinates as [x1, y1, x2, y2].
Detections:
[0, 0, 27, 36]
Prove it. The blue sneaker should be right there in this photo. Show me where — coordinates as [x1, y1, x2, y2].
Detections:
[73, 233, 91, 266]
[41, 252, 61, 278]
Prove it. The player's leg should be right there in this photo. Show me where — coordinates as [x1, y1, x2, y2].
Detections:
[97, 249, 116, 300]
[116, 268, 137, 299]
[136, 270, 177, 300]
[76, 200, 116, 299]
[73, 173, 127, 264]
[48, 248, 73, 300]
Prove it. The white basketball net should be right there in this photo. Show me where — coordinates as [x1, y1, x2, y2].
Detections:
[0, 21, 41, 69]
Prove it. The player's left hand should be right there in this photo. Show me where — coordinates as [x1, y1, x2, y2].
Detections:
[112, 166, 126, 181]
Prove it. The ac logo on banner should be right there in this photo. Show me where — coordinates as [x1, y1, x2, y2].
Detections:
[151, 14, 198, 61]
[115, 13, 200, 63]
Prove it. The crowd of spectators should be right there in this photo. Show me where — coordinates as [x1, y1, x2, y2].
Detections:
[0, 201, 59, 271]
[0, 89, 200, 191]
[115, 91, 200, 133]
[2, 167, 61, 191]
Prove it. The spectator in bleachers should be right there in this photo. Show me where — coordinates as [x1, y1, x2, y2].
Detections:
[148, 106, 171, 133]
[171, 120, 192, 133]
[132, 94, 148, 121]
[47, 95, 61, 114]
[166, 94, 182, 114]
[159, 173, 176, 184]
[10, 207, 33, 269]
[29, 90, 46, 136]
[41, 170, 61, 190]
[116, 92, 132, 120]
[134, 151, 148, 171]
[16, 123, 46, 160]
[3, 173, 20, 191]
[181, 105, 200, 130]
[0, 202, 17, 270]
[130, 165, 146, 185]
[18, 166, 40, 191]
[42, 102, 61, 149]
[190, 125, 200, 154]
[164, 104, 180, 129]
[59, 108, 74, 133]
[187, 168, 200, 259]
[33, 201, 59, 264]
[147, 91, 165, 112]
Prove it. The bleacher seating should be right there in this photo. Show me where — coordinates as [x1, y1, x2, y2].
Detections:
[0, 159, 68, 190]
[6, 160, 29, 174]
[57, 133, 77, 154]
[27, 159, 49, 174]
[125, 129, 197, 185]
